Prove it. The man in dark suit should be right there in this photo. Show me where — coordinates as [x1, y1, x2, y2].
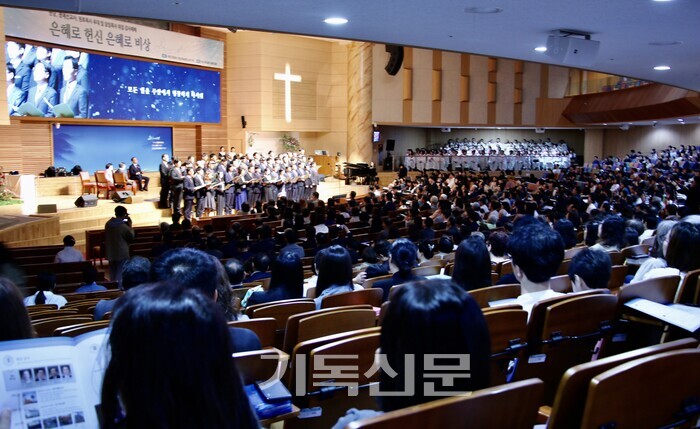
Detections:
[26, 61, 58, 116]
[128, 157, 150, 191]
[59, 56, 87, 118]
[193, 167, 206, 219]
[169, 158, 184, 215]
[183, 167, 196, 221]
[159, 154, 171, 209]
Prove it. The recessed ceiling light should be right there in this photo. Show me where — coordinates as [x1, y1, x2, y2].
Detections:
[603, 123, 608, 125]
[324, 17, 348, 25]
[534, 46, 547, 52]
[654, 65, 671, 71]
[465, 7, 503, 14]
[677, 118, 684, 121]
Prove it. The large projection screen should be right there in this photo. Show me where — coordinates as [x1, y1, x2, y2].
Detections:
[53, 124, 172, 173]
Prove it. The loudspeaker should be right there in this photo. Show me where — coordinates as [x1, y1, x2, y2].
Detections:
[545, 35, 600, 66]
[75, 194, 98, 208]
[385, 45, 404, 76]
[386, 139, 395, 151]
[112, 191, 134, 203]
[241, 115, 247, 128]
[37, 204, 57, 213]
[535, 128, 546, 134]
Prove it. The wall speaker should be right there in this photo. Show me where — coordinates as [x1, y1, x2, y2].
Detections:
[386, 139, 395, 151]
[241, 115, 247, 129]
[112, 191, 134, 203]
[535, 128, 546, 134]
[385, 45, 404, 76]
[37, 204, 57, 213]
[75, 194, 98, 208]
[545, 34, 600, 66]
[441, 128, 451, 133]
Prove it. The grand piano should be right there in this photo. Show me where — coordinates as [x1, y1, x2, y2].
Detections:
[343, 162, 377, 185]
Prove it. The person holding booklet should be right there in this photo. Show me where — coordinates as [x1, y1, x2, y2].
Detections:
[101, 282, 259, 429]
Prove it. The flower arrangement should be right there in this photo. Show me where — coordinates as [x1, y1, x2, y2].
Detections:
[0, 167, 21, 205]
[280, 134, 301, 153]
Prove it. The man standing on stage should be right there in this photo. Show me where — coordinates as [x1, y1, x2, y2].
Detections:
[128, 157, 150, 191]
[183, 167, 196, 221]
[169, 158, 184, 215]
[159, 154, 171, 209]
[193, 167, 206, 220]
[104, 206, 134, 284]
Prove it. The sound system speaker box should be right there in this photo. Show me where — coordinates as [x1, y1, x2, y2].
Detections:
[75, 194, 98, 208]
[37, 204, 57, 213]
[112, 191, 134, 203]
[545, 35, 600, 66]
[386, 139, 395, 151]
[385, 45, 404, 76]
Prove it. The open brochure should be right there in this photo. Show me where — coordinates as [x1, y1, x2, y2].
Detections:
[625, 298, 700, 332]
[0, 329, 109, 429]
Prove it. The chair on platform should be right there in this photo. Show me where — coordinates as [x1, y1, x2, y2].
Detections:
[94, 170, 115, 199]
[79, 171, 97, 195]
[347, 379, 544, 429]
[113, 170, 137, 195]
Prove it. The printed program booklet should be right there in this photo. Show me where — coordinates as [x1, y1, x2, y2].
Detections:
[0, 329, 108, 429]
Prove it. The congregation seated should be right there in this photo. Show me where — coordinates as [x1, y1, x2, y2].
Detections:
[333, 279, 491, 428]
[373, 239, 426, 302]
[590, 216, 627, 252]
[74, 266, 107, 293]
[23, 272, 67, 309]
[0, 278, 33, 341]
[151, 248, 261, 352]
[451, 236, 492, 292]
[246, 251, 303, 307]
[101, 282, 258, 429]
[242, 253, 271, 284]
[568, 248, 612, 292]
[636, 221, 700, 283]
[54, 235, 85, 263]
[94, 256, 151, 320]
[507, 217, 565, 316]
[313, 245, 362, 308]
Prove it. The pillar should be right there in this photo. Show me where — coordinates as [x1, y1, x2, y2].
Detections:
[347, 42, 373, 163]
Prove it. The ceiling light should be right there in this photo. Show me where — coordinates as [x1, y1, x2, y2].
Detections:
[677, 118, 684, 122]
[324, 17, 348, 25]
[603, 123, 608, 125]
[534, 46, 547, 52]
[464, 7, 503, 14]
[653, 65, 671, 71]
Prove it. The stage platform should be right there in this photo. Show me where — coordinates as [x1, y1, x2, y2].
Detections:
[0, 176, 368, 252]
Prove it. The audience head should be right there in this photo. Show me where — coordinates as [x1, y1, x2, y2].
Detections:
[508, 217, 564, 284]
[437, 236, 454, 254]
[379, 279, 490, 412]
[82, 265, 98, 284]
[102, 283, 258, 429]
[390, 239, 419, 274]
[487, 230, 509, 257]
[151, 248, 218, 297]
[651, 220, 677, 259]
[121, 256, 151, 291]
[62, 235, 76, 247]
[598, 216, 627, 250]
[283, 228, 298, 245]
[0, 278, 33, 341]
[568, 248, 612, 292]
[269, 251, 304, 298]
[34, 272, 56, 305]
[452, 236, 492, 291]
[224, 259, 245, 286]
[664, 222, 700, 273]
[553, 218, 577, 249]
[315, 245, 353, 296]
[418, 240, 435, 260]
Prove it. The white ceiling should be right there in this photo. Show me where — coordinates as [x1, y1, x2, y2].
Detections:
[2, 0, 700, 91]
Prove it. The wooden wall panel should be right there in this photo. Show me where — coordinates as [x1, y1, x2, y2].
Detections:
[173, 127, 197, 159]
[22, 123, 52, 175]
[0, 119, 23, 172]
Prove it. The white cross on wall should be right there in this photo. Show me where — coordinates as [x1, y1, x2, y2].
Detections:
[274, 63, 302, 123]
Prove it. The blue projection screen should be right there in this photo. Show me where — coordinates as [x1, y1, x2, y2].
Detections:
[53, 125, 172, 173]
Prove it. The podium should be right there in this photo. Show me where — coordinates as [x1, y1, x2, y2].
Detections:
[313, 155, 338, 176]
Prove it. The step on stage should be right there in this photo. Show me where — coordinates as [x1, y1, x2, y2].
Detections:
[0, 175, 369, 251]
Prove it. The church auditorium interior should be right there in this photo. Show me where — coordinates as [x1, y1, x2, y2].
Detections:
[0, 1, 699, 428]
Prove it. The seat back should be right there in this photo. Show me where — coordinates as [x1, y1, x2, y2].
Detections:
[468, 284, 521, 308]
[547, 338, 698, 429]
[320, 288, 383, 309]
[549, 275, 572, 293]
[581, 349, 700, 429]
[621, 243, 650, 259]
[26, 304, 58, 313]
[346, 379, 544, 429]
[113, 171, 128, 186]
[564, 246, 586, 260]
[555, 259, 572, 276]
[607, 265, 628, 291]
[53, 320, 110, 337]
[411, 265, 441, 277]
[232, 349, 282, 385]
[29, 309, 80, 320]
[228, 317, 277, 348]
[617, 274, 680, 306]
[675, 268, 700, 304]
[282, 305, 373, 354]
[363, 274, 393, 289]
[79, 171, 91, 183]
[297, 309, 377, 345]
[483, 309, 528, 386]
[32, 316, 94, 337]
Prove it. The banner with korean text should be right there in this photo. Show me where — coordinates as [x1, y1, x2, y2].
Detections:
[4, 7, 223, 69]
